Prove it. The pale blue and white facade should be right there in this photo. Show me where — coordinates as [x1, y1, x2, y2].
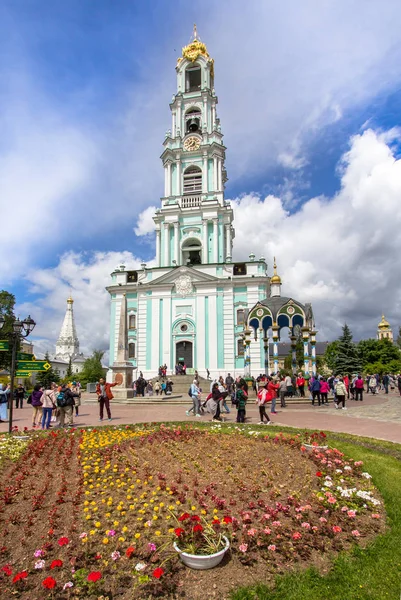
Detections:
[106, 31, 316, 379]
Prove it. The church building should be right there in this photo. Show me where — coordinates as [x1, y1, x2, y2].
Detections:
[106, 29, 316, 379]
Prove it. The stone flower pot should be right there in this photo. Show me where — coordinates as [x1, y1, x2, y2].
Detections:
[173, 536, 230, 570]
[303, 443, 328, 452]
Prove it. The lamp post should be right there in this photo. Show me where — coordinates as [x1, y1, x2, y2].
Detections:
[0, 314, 36, 433]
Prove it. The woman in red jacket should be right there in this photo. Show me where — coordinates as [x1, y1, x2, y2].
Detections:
[96, 378, 118, 421]
[296, 374, 305, 397]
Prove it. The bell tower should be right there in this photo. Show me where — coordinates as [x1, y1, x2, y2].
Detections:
[154, 26, 234, 268]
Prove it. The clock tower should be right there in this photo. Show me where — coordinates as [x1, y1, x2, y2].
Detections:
[154, 26, 234, 267]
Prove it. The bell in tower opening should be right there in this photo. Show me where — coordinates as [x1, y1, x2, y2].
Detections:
[185, 108, 201, 133]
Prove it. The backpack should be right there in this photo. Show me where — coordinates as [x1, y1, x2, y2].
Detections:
[56, 390, 68, 407]
[188, 387, 192, 398]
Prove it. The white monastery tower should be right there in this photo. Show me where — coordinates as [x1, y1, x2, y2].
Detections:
[106, 27, 316, 379]
[55, 296, 80, 361]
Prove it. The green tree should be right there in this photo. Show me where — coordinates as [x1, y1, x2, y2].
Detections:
[0, 290, 19, 371]
[396, 326, 401, 349]
[358, 338, 401, 368]
[78, 350, 105, 385]
[324, 340, 339, 372]
[66, 357, 73, 379]
[36, 352, 60, 387]
[334, 324, 361, 375]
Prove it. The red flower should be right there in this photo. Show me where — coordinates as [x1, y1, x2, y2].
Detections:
[193, 524, 204, 533]
[57, 536, 69, 546]
[94, 553, 102, 560]
[50, 559, 63, 569]
[178, 513, 191, 522]
[1, 565, 12, 576]
[223, 516, 233, 524]
[12, 570, 28, 583]
[153, 567, 164, 579]
[87, 571, 102, 583]
[191, 515, 201, 521]
[174, 527, 185, 537]
[42, 576, 56, 589]
[125, 546, 135, 558]
[316, 471, 323, 477]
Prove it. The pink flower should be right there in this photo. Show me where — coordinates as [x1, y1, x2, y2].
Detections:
[268, 544, 276, 551]
[79, 532, 87, 539]
[148, 543, 157, 551]
[111, 551, 121, 561]
[347, 510, 356, 518]
[332, 526, 342, 533]
[263, 527, 272, 535]
[247, 528, 257, 537]
[292, 532, 302, 540]
[106, 530, 116, 537]
[272, 521, 281, 527]
[34, 549, 44, 558]
[239, 543, 248, 553]
[328, 497, 337, 504]
[341, 506, 348, 512]
[319, 517, 327, 523]
[301, 522, 311, 529]
[371, 514, 381, 519]
[352, 530, 361, 537]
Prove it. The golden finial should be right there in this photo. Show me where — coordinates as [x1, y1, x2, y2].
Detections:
[270, 257, 282, 284]
[193, 23, 198, 40]
[378, 314, 390, 329]
[67, 295, 74, 304]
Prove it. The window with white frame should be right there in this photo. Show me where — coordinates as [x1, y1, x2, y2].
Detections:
[183, 166, 202, 194]
[237, 338, 244, 356]
[236, 309, 245, 326]
[128, 314, 136, 329]
[128, 343, 136, 359]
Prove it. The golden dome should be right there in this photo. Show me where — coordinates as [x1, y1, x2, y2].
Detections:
[378, 314, 390, 330]
[177, 25, 214, 75]
[67, 295, 74, 304]
[270, 257, 282, 285]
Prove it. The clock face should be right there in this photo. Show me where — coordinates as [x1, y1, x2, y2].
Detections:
[184, 136, 201, 151]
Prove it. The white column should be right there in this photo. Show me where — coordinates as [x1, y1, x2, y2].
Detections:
[211, 105, 216, 130]
[213, 218, 219, 263]
[202, 154, 207, 193]
[163, 223, 170, 267]
[174, 222, 179, 264]
[202, 219, 208, 264]
[172, 111, 176, 137]
[164, 165, 168, 197]
[177, 104, 181, 135]
[213, 156, 217, 191]
[217, 157, 222, 191]
[225, 224, 232, 259]
[176, 160, 181, 196]
[167, 163, 172, 197]
[156, 229, 161, 267]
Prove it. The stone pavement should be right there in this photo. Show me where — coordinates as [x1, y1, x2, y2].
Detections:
[1, 389, 401, 444]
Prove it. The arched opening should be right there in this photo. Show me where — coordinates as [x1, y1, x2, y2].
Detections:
[185, 65, 201, 92]
[183, 165, 202, 194]
[185, 107, 201, 134]
[182, 237, 202, 266]
[176, 340, 193, 368]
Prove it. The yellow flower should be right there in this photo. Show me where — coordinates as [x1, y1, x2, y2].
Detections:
[213, 509, 218, 514]
[90, 530, 96, 535]
[114, 521, 119, 526]
[102, 538, 109, 544]
[134, 533, 141, 539]
[159, 502, 165, 508]
[168, 528, 174, 533]
[95, 522, 101, 528]
[118, 536, 125, 542]
[155, 531, 161, 536]
[122, 526, 128, 533]
[176, 500, 181, 505]
[201, 509, 207, 515]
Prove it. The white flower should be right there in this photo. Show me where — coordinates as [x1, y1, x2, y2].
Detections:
[135, 562, 147, 572]
[63, 582, 74, 590]
[344, 466, 352, 471]
[34, 560, 45, 569]
[361, 472, 372, 479]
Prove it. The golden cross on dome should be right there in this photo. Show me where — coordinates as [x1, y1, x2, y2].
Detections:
[193, 23, 198, 40]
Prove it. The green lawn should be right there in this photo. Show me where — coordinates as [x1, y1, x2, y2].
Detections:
[230, 431, 401, 600]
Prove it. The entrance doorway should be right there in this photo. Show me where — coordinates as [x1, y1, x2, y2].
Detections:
[176, 341, 193, 368]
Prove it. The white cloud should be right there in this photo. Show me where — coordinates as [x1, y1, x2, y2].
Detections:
[230, 128, 401, 340]
[134, 206, 157, 236]
[17, 250, 144, 361]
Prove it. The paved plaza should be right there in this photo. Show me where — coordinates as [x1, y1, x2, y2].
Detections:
[1, 389, 401, 444]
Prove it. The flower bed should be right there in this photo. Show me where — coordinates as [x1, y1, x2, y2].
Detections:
[0, 426, 385, 599]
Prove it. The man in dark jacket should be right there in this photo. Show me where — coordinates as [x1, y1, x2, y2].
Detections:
[57, 385, 79, 428]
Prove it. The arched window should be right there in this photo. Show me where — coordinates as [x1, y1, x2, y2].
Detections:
[185, 66, 201, 92]
[128, 343, 136, 359]
[237, 339, 244, 357]
[129, 314, 136, 329]
[183, 166, 202, 194]
[182, 237, 202, 266]
[185, 108, 201, 134]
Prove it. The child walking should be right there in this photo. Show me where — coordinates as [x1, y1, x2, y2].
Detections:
[236, 382, 248, 423]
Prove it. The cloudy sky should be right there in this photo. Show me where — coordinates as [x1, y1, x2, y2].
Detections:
[2, 0, 401, 358]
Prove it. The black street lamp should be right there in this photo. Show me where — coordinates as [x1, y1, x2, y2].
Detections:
[0, 314, 36, 433]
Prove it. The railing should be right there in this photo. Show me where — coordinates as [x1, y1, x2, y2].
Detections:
[181, 195, 201, 208]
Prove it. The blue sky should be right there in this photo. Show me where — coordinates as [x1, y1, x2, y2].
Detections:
[2, 0, 401, 355]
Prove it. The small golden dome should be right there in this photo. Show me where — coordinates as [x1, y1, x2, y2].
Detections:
[378, 314, 390, 329]
[270, 257, 282, 285]
[67, 295, 74, 304]
[178, 25, 214, 75]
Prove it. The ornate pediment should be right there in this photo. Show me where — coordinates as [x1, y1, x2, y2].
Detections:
[148, 265, 219, 287]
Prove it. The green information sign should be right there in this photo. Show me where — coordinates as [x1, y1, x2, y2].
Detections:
[17, 360, 51, 372]
[17, 352, 35, 361]
[15, 371, 32, 377]
[0, 340, 9, 351]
